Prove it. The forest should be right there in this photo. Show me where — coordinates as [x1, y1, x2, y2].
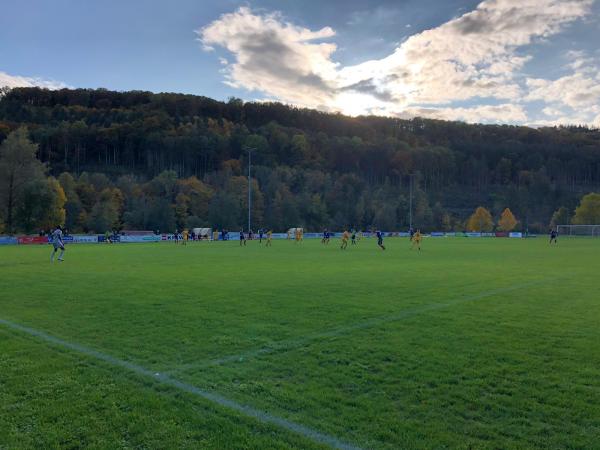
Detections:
[1, 86, 599, 234]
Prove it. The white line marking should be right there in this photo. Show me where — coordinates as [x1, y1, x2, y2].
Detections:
[0, 317, 361, 450]
[171, 277, 557, 374]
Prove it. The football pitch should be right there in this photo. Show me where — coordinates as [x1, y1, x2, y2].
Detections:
[1, 237, 599, 449]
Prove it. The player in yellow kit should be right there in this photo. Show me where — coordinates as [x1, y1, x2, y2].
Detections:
[182, 229, 189, 245]
[266, 230, 273, 247]
[411, 229, 422, 251]
[340, 230, 350, 250]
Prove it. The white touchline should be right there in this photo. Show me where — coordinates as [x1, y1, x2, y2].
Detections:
[0, 317, 362, 450]
[169, 276, 560, 374]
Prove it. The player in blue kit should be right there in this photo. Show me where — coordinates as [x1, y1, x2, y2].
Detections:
[376, 230, 386, 250]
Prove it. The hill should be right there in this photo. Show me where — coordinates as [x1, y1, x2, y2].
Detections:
[1, 87, 599, 233]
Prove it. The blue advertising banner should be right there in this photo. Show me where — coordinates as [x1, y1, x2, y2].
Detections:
[0, 236, 18, 245]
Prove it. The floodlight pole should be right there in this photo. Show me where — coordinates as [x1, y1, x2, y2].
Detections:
[245, 147, 255, 233]
[409, 173, 413, 229]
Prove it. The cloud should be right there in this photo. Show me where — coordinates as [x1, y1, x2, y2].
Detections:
[198, 7, 338, 109]
[200, 1, 595, 124]
[525, 50, 600, 126]
[0, 71, 70, 90]
[527, 71, 600, 109]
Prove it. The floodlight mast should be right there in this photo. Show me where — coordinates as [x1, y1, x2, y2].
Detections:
[409, 173, 414, 230]
[245, 147, 256, 233]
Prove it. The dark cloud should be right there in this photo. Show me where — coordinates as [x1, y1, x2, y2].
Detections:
[237, 31, 334, 92]
[341, 78, 395, 102]
[453, 14, 489, 34]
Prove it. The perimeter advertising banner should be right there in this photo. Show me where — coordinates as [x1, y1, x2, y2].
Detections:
[0, 236, 18, 245]
[120, 235, 161, 243]
[72, 235, 99, 243]
[17, 236, 48, 245]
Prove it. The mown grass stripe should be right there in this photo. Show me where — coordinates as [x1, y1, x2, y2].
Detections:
[0, 317, 361, 450]
[170, 276, 559, 374]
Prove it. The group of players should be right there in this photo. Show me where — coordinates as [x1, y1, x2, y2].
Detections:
[48, 224, 559, 263]
[238, 229, 273, 246]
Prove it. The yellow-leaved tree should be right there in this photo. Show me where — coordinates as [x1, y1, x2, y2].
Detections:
[466, 206, 494, 232]
[497, 208, 518, 232]
[572, 193, 600, 224]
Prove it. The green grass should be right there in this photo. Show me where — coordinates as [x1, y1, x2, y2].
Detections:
[1, 237, 599, 449]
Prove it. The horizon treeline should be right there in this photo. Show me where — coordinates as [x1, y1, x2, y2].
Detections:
[1, 86, 599, 233]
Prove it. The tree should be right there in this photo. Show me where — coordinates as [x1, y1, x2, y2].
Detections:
[175, 193, 190, 229]
[572, 193, 600, 224]
[466, 206, 494, 232]
[549, 206, 570, 228]
[86, 188, 124, 232]
[15, 177, 66, 233]
[497, 208, 518, 232]
[87, 201, 119, 233]
[0, 128, 46, 233]
[58, 172, 83, 231]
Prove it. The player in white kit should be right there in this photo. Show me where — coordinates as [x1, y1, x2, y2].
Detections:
[50, 226, 65, 262]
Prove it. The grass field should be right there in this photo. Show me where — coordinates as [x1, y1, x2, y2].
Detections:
[1, 236, 599, 449]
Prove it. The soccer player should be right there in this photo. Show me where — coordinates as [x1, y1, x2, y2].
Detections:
[341, 229, 350, 250]
[295, 228, 302, 243]
[351, 229, 357, 245]
[266, 229, 273, 247]
[182, 229, 189, 245]
[50, 225, 65, 262]
[259, 228, 264, 244]
[322, 228, 330, 245]
[240, 230, 246, 246]
[409, 227, 415, 241]
[549, 229, 558, 244]
[174, 229, 179, 244]
[376, 229, 386, 250]
[412, 229, 422, 251]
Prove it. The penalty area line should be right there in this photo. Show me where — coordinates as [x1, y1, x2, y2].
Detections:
[0, 317, 362, 450]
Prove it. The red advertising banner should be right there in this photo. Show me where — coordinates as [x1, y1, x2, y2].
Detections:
[495, 232, 508, 238]
[17, 236, 48, 245]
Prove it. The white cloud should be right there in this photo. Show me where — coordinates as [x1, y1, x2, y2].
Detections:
[0, 71, 70, 90]
[527, 71, 600, 109]
[199, 1, 595, 124]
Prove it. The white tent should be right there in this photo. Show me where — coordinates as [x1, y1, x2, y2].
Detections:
[193, 228, 212, 240]
[287, 228, 303, 238]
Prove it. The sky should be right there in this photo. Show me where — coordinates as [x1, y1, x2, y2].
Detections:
[1, 0, 599, 126]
